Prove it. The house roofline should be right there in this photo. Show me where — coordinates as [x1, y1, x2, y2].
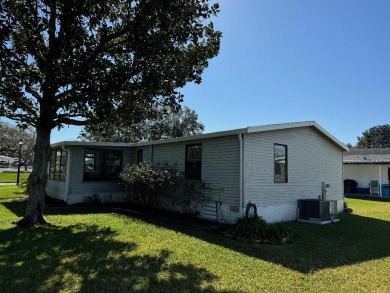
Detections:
[51, 121, 348, 151]
[133, 127, 249, 146]
[50, 141, 132, 148]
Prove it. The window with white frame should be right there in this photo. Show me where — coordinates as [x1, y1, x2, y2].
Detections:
[274, 144, 288, 183]
[49, 149, 67, 181]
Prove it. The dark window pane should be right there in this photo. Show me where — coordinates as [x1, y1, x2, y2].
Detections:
[84, 149, 123, 181]
[185, 144, 202, 180]
[137, 149, 143, 164]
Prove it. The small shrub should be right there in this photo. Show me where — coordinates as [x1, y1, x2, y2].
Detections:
[230, 214, 268, 240]
[230, 214, 290, 244]
[119, 162, 174, 208]
[161, 180, 206, 216]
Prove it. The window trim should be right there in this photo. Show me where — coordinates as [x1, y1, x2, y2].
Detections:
[274, 143, 288, 183]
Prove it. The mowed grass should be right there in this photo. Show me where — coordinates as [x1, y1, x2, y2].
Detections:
[0, 185, 27, 200]
[1, 195, 390, 292]
[0, 172, 30, 183]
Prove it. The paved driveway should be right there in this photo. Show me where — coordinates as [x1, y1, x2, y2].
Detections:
[0, 167, 32, 173]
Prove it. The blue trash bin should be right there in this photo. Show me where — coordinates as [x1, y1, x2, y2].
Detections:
[356, 187, 369, 194]
[381, 184, 390, 198]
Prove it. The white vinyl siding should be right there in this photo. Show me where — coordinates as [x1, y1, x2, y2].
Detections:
[152, 143, 185, 171]
[46, 180, 67, 201]
[127, 146, 150, 166]
[139, 146, 151, 162]
[244, 127, 343, 222]
[202, 137, 240, 207]
[126, 147, 138, 168]
[150, 136, 240, 221]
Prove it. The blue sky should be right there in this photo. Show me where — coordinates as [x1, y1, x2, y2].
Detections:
[4, 1, 390, 145]
[177, 0, 390, 146]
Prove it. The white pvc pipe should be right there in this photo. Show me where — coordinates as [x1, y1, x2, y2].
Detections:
[238, 133, 243, 217]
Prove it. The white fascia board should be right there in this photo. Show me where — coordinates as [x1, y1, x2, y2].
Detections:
[50, 121, 348, 151]
[50, 141, 131, 148]
[247, 121, 316, 133]
[133, 128, 249, 147]
[50, 128, 248, 149]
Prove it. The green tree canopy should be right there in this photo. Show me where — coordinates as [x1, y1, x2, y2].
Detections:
[357, 125, 390, 149]
[0, 0, 221, 227]
[345, 142, 353, 149]
[79, 106, 205, 143]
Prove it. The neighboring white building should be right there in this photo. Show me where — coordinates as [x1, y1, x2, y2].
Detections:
[344, 149, 390, 197]
[0, 155, 14, 165]
[47, 121, 348, 223]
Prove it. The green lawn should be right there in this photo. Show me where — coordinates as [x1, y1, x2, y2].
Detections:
[0, 172, 30, 183]
[0, 185, 27, 200]
[1, 196, 390, 292]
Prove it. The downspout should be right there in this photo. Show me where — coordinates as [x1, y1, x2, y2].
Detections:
[379, 165, 382, 197]
[62, 145, 70, 203]
[149, 145, 153, 161]
[342, 152, 344, 198]
[238, 133, 244, 217]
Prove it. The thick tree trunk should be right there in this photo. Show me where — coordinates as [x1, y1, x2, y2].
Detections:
[15, 126, 52, 228]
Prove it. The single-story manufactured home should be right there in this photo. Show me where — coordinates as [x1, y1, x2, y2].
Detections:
[343, 149, 390, 197]
[47, 121, 348, 223]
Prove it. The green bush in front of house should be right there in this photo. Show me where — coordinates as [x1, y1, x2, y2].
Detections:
[229, 214, 291, 244]
[119, 162, 205, 215]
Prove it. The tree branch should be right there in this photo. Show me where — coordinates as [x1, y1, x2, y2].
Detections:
[55, 117, 87, 126]
[24, 82, 41, 101]
[16, 96, 38, 120]
[4, 112, 37, 127]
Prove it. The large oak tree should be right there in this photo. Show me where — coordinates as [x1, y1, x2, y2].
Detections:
[0, 0, 221, 227]
[78, 106, 205, 142]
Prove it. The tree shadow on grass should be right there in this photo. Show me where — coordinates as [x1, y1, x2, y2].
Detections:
[0, 222, 233, 292]
[110, 210, 390, 274]
[6, 200, 390, 275]
[1, 200, 116, 219]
